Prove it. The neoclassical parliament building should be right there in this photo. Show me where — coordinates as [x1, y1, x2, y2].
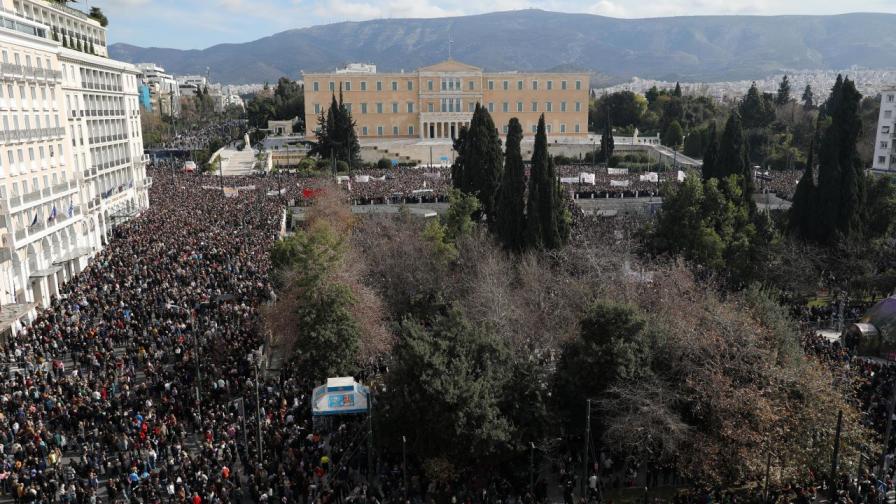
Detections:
[303, 60, 590, 141]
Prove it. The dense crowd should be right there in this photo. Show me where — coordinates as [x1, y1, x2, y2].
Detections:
[160, 120, 246, 151]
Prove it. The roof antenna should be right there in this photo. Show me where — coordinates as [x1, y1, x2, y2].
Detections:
[448, 32, 453, 60]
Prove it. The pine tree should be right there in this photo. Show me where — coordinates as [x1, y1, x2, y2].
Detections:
[494, 118, 527, 251]
[701, 122, 719, 181]
[645, 86, 659, 105]
[716, 112, 754, 203]
[309, 90, 359, 167]
[801, 84, 814, 110]
[775, 75, 791, 105]
[739, 83, 775, 129]
[673, 82, 682, 97]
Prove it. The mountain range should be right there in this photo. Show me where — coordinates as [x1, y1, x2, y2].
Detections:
[109, 9, 896, 85]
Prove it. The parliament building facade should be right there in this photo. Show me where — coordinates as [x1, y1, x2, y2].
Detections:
[303, 60, 590, 141]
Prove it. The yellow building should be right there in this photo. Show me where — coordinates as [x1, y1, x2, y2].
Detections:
[304, 60, 590, 141]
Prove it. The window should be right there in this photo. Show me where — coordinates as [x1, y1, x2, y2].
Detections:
[376, 81, 383, 91]
[376, 103, 383, 114]
[361, 103, 368, 114]
[884, 126, 891, 134]
[488, 102, 494, 113]
[344, 103, 352, 114]
[428, 103, 434, 112]
[344, 81, 351, 92]
[393, 126, 399, 136]
[441, 80, 447, 91]
[468, 81, 474, 91]
[503, 81, 508, 91]
[575, 124, 580, 133]
[517, 80, 523, 90]
[882, 141, 890, 149]
[547, 80, 553, 90]
[886, 110, 894, 119]
[532, 80, 538, 90]
[360, 81, 367, 91]
[546, 102, 552, 112]
[391, 81, 397, 91]
[407, 81, 413, 91]
[502, 125, 508, 134]
[560, 124, 566, 133]
[328, 81, 335, 92]
[532, 125, 537, 133]
[575, 80, 582, 90]
[561, 80, 568, 90]
[391, 102, 398, 113]
[408, 125, 414, 136]
[889, 94, 895, 103]
[531, 101, 538, 112]
[312, 82, 319, 92]
[468, 102, 474, 112]
[488, 80, 494, 90]
[426, 80, 432, 91]
[362, 126, 369, 136]
[407, 102, 414, 113]
[546, 124, 552, 133]
[881, 156, 888, 164]
[561, 101, 567, 112]
[502, 102, 509, 113]
[575, 102, 581, 112]
[517, 102, 523, 112]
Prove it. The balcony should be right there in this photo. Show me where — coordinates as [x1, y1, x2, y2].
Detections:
[0, 63, 62, 84]
[0, 127, 65, 144]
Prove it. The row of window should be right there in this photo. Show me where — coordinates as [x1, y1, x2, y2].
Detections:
[1, 49, 53, 72]
[1, 172, 66, 201]
[1, 142, 65, 179]
[355, 122, 583, 136]
[313, 100, 583, 115]
[0, 82, 58, 110]
[13, 0, 107, 46]
[311, 78, 584, 93]
[1, 111, 61, 131]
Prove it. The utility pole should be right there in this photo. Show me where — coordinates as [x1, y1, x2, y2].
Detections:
[367, 389, 374, 485]
[529, 442, 535, 496]
[255, 354, 263, 461]
[831, 410, 843, 492]
[583, 399, 591, 499]
[403, 435, 408, 500]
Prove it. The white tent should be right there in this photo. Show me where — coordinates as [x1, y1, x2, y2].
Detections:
[311, 377, 370, 416]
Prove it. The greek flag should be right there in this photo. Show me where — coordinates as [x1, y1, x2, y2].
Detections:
[67, 201, 74, 218]
[47, 206, 57, 222]
[29, 212, 38, 228]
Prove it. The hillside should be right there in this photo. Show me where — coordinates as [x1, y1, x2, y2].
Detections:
[110, 9, 896, 85]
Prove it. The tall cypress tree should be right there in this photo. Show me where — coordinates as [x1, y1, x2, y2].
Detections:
[701, 122, 719, 181]
[526, 115, 550, 249]
[451, 105, 503, 221]
[600, 110, 615, 164]
[451, 126, 470, 192]
[789, 126, 818, 240]
[716, 112, 753, 203]
[495, 118, 527, 251]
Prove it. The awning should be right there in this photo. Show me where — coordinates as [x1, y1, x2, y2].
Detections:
[52, 247, 92, 264]
[29, 266, 62, 278]
[0, 303, 36, 337]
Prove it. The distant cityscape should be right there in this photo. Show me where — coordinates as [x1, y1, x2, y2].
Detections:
[599, 69, 896, 103]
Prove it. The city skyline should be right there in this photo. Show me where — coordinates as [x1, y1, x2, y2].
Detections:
[94, 0, 896, 50]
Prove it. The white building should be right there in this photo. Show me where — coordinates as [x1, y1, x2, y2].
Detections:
[335, 63, 376, 74]
[872, 88, 896, 172]
[0, 0, 148, 315]
[136, 62, 180, 116]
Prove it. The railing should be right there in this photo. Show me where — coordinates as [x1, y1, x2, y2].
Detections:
[0, 127, 65, 143]
[0, 62, 62, 83]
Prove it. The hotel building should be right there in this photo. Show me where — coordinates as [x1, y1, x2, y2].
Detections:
[873, 88, 896, 172]
[0, 0, 148, 313]
[304, 60, 590, 141]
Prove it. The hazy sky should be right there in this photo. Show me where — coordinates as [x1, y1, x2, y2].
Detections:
[91, 0, 896, 49]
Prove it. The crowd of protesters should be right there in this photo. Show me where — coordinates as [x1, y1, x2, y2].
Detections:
[160, 120, 246, 151]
